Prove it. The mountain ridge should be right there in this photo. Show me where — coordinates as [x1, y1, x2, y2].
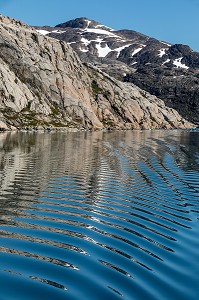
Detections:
[35, 17, 199, 125]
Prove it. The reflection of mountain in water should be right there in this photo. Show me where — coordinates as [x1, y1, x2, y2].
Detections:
[0, 130, 199, 208]
[0, 130, 199, 299]
[1, 130, 198, 177]
[0, 130, 199, 212]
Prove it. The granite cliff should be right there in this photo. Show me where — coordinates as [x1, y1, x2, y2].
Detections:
[36, 17, 199, 126]
[0, 16, 193, 130]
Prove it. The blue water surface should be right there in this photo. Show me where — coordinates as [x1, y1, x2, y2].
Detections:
[0, 130, 198, 299]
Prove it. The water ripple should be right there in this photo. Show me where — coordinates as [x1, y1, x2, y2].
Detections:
[0, 130, 199, 299]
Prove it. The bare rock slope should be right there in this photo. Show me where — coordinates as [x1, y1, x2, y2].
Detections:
[0, 16, 193, 130]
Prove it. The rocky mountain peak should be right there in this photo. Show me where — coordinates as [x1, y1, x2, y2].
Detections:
[55, 17, 109, 31]
[168, 44, 192, 57]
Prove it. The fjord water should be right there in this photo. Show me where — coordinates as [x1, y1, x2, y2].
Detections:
[0, 130, 198, 300]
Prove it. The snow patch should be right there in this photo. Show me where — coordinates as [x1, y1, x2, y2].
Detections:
[36, 29, 66, 35]
[114, 44, 132, 57]
[36, 30, 50, 35]
[173, 57, 189, 70]
[161, 41, 171, 47]
[84, 28, 118, 37]
[80, 48, 89, 53]
[51, 30, 66, 34]
[80, 37, 91, 52]
[132, 47, 143, 57]
[95, 24, 114, 31]
[81, 37, 91, 46]
[87, 20, 91, 28]
[158, 49, 166, 57]
[96, 43, 112, 57]
[95, 38, 103, 43]
[162, 59, 170, 65]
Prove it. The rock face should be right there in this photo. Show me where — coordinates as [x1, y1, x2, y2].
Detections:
[35, 17, 199, 125]
[124, 66, 199, 125]
[0, 16, 193, 130]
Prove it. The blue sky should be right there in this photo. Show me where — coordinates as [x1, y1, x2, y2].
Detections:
[1, 0, 199, 51]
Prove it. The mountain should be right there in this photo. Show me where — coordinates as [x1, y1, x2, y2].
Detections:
[35, 17, 174, 72]
[0, 15, 194, 130]
[35, 17, 199, 125]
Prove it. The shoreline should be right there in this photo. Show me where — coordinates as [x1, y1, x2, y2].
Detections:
[0, 126, 198, 133]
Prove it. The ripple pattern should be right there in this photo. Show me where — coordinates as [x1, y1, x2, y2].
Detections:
[0, 130, 199, 299]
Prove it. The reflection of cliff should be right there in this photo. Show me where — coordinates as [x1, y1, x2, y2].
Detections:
[0, 132, 27, 193]
[0, 130, 155, 200]
[177, 131, 199, 171]
[1, 130, 198, 220]
[1, 130, 199, 197]
[0, 132, 53, 198]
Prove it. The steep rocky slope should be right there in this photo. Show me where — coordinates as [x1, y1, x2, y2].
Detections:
[36, 18, 199, 125]
[124, 65, 199, 125]
[0, 16, 193, 130]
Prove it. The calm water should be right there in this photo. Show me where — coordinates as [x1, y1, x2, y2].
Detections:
[0, 130, 199, 300]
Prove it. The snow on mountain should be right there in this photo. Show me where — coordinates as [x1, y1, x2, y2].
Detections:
[36, 29, 66, 35]
[83, 28, 118, 37]
[162, 58, 170, 65]
[132, 47, 144, 57]
[114, 44, 132, 57]
[95, 24, 114, 31]
[173, 57, 189, 69]
[158, 49, 166, 57]
[81, 37, 91, 46]
[161, 41, 171, 47]
[35, 18, 176, 67]
[36, 29, 50, 35]
[96, 43, 112, 57]
[35, 18, 198, 75]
